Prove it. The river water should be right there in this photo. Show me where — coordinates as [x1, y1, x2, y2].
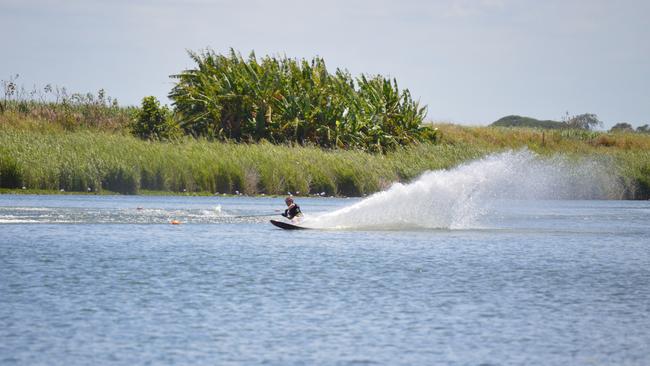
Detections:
[1, 193, 649, 365]
[1, 148, 649, 365]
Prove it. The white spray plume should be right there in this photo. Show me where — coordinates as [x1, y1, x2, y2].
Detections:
[304, 150, 622, 230]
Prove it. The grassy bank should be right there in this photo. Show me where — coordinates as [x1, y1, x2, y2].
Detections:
[1, 123, 649, 199]
[0, 125, 485, 196]
[434, 124, 650, 199]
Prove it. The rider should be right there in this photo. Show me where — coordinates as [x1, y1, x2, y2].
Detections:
[281, 196, 302, 220]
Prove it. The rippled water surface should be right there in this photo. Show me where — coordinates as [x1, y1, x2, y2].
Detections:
[1, 195, 649, 365]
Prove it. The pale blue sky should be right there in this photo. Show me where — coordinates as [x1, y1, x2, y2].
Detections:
[3, 0, 649, 127]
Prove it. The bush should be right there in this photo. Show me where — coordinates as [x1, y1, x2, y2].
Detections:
[169, 49, 429, 151]
[610, 122, 634, 133]
[132, 96, 180, 140]
[566, 113, 602, 130]
[491, 115, 566, 129]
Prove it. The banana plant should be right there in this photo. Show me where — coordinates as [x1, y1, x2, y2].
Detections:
[168, 48, 429, 151]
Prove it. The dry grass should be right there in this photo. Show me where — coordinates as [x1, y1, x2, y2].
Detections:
[432, 123, 650, 152]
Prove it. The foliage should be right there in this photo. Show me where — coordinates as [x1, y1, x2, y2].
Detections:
[637, 124, 649, 133]
[0, 154, 22, 189]
[169, 49, 431, 152]
[131, 96, 180, 140]
[610, 122, 634, 133]
[0, 126, 477, 196]
[566, 113, 602, 130]
[2, 124, 649, 199]
[616, 150, 650, 199]
[490, 115, 566, 129]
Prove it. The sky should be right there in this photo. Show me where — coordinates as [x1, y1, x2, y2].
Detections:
[2, 0, 649, 127]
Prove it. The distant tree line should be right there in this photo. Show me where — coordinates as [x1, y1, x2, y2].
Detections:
[609, 122, 649, 133]
[491, 115, 567, 129]
[492, 113, 604, 130]
[491, 114, 649, 133]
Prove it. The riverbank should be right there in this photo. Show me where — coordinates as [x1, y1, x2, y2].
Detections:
[1, 123, 649, 199]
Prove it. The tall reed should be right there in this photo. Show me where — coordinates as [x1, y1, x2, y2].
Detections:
[1, 124, 648, 199]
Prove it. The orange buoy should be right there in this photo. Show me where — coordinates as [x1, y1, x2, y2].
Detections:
[170, 220, 181, 225]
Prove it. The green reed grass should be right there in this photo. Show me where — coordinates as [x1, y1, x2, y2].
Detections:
[1, 123, 649, 199]
[0, 127, 484, 196]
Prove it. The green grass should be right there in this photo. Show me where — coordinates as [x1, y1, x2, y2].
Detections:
[0, 125, 486, 196]
[1, 121, 649, 199]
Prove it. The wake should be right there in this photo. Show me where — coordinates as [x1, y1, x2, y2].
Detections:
[303, 150, 622, 230]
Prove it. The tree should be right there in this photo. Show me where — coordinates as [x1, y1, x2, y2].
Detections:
[567, 113, 602, 130]
[132, 96, 180, 140]
[609, 122, 634, 133]
[637, 124, 649, 133]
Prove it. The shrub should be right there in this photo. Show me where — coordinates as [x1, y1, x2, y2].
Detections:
[132, 96, 180, 140]
[566, 113, 602, 130]
[610, 122, 634, 133]
[169, 49, 429, 151]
